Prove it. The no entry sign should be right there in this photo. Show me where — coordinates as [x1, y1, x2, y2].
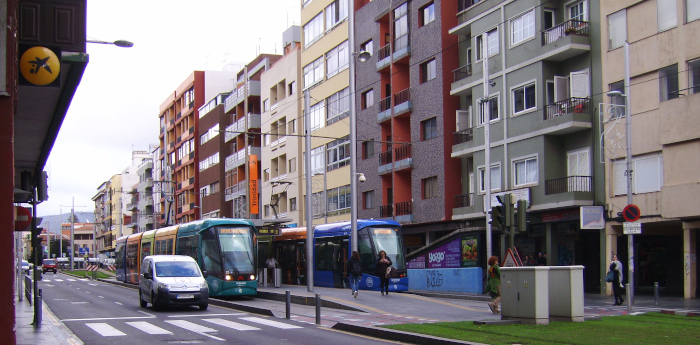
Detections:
[622, 204, 641, 222]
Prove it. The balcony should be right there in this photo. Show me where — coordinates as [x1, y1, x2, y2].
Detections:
[392, 42, 410, 63]
[542, 97, 593, 135]
[455, 193, 473, 208]
[393, 88, 411, 116]
[453, 64, 473, 83]
[224, 90, 238, 113]
[540, 20, 590, 62]
[234, 81, 262, 106]
[225, 180, 248, 201]
[542, 176, 594, 206]
[225, 146, 262, 172]
[394, 144, 412, 171]
[378, 149, 392, 175]
[454, 128, 473, 144]
[377, 97, 392, 123]
[376, 44, 391, 71]
[380, 201, 413, 222]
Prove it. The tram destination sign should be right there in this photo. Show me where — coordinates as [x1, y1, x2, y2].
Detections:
[258, 228, 281, 236]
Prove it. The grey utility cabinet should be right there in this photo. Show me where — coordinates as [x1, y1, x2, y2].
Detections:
[500, 266, 550, 325]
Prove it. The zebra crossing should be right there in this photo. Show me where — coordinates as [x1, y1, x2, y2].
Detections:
[42, 278, 86, 282]
[83, 315, 303, 338]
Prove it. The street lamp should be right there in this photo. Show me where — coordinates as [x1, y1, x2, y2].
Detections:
[86, 39, 134, 48]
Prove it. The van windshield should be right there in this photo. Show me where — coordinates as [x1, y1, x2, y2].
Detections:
[155, 261, 200, 277]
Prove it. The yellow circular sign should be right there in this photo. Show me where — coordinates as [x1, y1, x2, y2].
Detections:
[20, 46, 60, 86]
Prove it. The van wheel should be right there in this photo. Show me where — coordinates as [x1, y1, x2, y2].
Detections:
[151, 292, 160, 311]
[139, 291, 147, 308]
[199, 303, 208, 311]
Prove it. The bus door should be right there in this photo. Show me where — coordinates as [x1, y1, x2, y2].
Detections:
[335, 238, 349, 288]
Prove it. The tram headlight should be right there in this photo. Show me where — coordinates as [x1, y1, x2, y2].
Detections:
[225, 275, 232, 281]
[249, 275, 255, 280]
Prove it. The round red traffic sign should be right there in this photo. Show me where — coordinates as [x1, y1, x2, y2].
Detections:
[622, 204, 641, 222]
[15, 206, 32, 231]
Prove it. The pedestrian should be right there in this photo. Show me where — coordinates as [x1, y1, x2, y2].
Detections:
[265, 254, 278, 285]
[346, 251, 362, 298]
[610, 254, 624, 305]
[376, 250, 392, 296]
[538, 252, 547, 266]
[523, 255, 530, 266]
[485, 255, 501, 313]
[527, 255, 538, 266]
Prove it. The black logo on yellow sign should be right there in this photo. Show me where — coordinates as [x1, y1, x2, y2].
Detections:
[19, 46, 61, 86]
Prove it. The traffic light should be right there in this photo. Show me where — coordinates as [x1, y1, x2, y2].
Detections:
[516, 199, 528, 232]
[489, 206, 505, 230]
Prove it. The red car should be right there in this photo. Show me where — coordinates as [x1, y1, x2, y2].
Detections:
[42, 259, 57, 274]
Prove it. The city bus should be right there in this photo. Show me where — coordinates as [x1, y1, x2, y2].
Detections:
[263, 219, 408, 292]
[115, 218, 259, 297]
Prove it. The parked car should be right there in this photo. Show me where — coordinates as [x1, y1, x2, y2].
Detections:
[139, 255, 208, 310]
[21, 260, 30, 274]
[42, 259, 57, 274]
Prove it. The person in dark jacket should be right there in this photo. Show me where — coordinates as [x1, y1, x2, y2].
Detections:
[345, 251, 362, 298]
[610, 254, 624, 305]
[376, 250, 392, 295]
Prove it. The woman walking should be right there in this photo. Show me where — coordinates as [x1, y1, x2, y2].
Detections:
[376, 250, 392, 295]
[346, 251, 362, 298]
[610, 254, 624, 305]
[485, 256, 501, 313]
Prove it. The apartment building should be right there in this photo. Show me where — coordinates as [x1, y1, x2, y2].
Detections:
[198, 92, 232, 219]
[448, 0, 605, 291]
[301, 0, 353, 225]
[157, 71, 238, 226]
[126, 155, 155, 232]
[353, 0, 462, 253]
[601, 0, 700, 298]
[92, 181, 110, 258]
[260, 26, 304, 224]
[223, 55, 281, 219]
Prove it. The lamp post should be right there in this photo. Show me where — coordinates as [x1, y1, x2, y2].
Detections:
[86, 39, 134, 48]
[607, 40, 633, 308]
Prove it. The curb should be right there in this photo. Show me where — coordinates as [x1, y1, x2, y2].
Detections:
[660, 310, 700, 317]
[331, 322, 488, 345]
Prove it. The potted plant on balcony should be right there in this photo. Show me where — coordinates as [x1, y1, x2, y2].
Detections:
[565, 27, 577, 35]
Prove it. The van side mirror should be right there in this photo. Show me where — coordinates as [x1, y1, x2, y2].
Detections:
[201, 271, 208, 278]
[143, 272, 151, 280]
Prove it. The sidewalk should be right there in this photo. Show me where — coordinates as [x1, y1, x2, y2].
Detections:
[14, 288, 83, 345]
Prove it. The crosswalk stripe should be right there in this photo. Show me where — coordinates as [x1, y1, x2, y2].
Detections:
[239, 317, 302, 329]
[67, 279, 76, 281]
[126, 321, 173, 335]
[203, 318, 260, 331]
[86, 323, 126, 336]
[54, 279, 63, 282]
[43, 279, 50, 282]
[165, 320, 217, 333]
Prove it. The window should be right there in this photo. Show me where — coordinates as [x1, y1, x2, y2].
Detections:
[200, 125, 219, 145]
[421, 118, 437, 140]
[326, 87, 350, 124]
[513, 156, 538, 186]
[327, 185, 351, 217]
[476, 28, 499, 60]
[689, 59, 700, 94]
[394, 3, 409, 52]
[326, 41, 349, 78]
[326, 136, 350, 171]
[363, 190, 374, 209]
[361, 89, 374, 109]
[420, 2, 435, 26]
[304, 14, 323, 48]
[608, 80, 626, 118]
[608, 9, 626, 50]
[613, 153, 663, 195]
[420, 59, 436, 83]
[361, 40, 373, 55]
[289, 158, 296, 173]
[310, 146, 324, 175]
[263, 98, 270, 112]
[511, 10, 535, 45]
[309, 101, 325, 131]
[362, 140, 375, 159]
[568, 1, 587, 21]
[658, 0, 677, 31]
[326, 0, 348, 29]
[303, 57, 324, 88]
[659, 64, 679, 101]
[422, 176, 438, 199]
[687, 0, 700, 23]
[478, 164, 501, 192]
[288, 81, 295, 96]
[512, 82, 536, 114]
[478, 95, 499, 125]
[288, 119, 296, 133]
[290, 198, 297, 211]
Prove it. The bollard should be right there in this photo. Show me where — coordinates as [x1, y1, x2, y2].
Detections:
[315, 294, 321, 325]
[285, 290, 291, 319]
[625, 284, 631, 311]
[654, 282, 659, 306]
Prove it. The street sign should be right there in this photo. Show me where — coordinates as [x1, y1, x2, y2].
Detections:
[622, 204, 641, 222]
[15, 206, 32, 231]
[623, 222, 642, 234]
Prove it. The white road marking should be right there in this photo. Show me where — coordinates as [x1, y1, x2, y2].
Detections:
[115, 302, 123, 305]
[86, 323, 126, 337]
[98, 296, 104, 298]
[54, 279, 64, 282]
[203, 318, 260, 331]
[67, 279, 76, 281]
[126, 321, 173, 334]
[168, 313, 247, 318]
[71, 302, 89, 304]
[165, 320, 224, 341]
[46, 284, 54, 287]
[62, 315, 155, 322]
[239, 317, 302, 329]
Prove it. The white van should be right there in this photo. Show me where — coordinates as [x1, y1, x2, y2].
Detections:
[139, 255, 209, 310]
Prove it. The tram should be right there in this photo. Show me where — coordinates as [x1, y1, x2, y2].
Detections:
[115, 218, 258, 297]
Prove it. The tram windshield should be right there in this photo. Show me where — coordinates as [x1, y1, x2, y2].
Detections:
[201, 226, 255, 276]
[370, 227, 405, 269]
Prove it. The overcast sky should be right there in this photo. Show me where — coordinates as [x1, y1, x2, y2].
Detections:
[38, 0, 300, 217]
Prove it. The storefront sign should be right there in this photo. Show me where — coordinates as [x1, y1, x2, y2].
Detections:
[542, 208, 580, 223]
[580, 206, 605, 229]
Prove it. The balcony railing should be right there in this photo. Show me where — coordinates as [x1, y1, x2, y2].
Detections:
[395, 201, 412, 216]
[455, 194, 473, 208]
[545, 176, 593, 195]
[378, 44, 391, 61]
[395, 143, 412, 161]
[454, 128, 473, 144]
[453, 64, 473, 82]
[379, 96, 391, 112]
[380, 204, 393, 218]
[542, 20, 590, 45]
[394, 88, 410, 107]
[379, 149, 393, 165]
[544, 97, 591, 120]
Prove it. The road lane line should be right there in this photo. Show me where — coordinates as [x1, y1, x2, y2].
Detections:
[126, 321, 173, 334]
[86, 323, 126, 336]
[239, 317, 302, 329]
[203, 318, 260, 331]
[115, 302, 123, 305]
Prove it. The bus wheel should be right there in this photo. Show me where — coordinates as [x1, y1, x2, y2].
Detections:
[139, 291, 147, 308]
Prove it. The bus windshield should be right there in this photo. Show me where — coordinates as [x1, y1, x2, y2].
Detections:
[370, 227, 405, 269]
[218, 227, 255, 274]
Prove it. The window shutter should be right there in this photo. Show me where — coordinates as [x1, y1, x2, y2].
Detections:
[570, 69, 590, 98]
[554, 76, 569, 101]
